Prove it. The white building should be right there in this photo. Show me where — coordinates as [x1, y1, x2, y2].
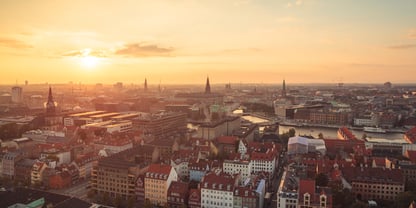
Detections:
[273, 98, 292, 119]
[22, 130, 65, 143]
[196, 117, 240, 140]
[288, 136, 309, 155]
[40, 148, 71, 166]
[247, 142, 279, 175]
[287, 136, 326, 155]
[223, 159, 252, 184]
[2, 151, 23, 179]
[170, 150, 195, 179]
[201, 170, 236, 208]
[94, 140, 133, 155]
[31, 161, 47, 185]
[82, 120, 132, 133]
[250, 150, 277, 175]
[353, 113, 379, 127]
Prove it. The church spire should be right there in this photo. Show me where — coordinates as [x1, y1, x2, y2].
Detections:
[48, 86, 53, 102]
[46, 86, 56, 115]
[282, 79, 287, 97]
[144, 78, 148, 92]
[205, 76, 211, 94]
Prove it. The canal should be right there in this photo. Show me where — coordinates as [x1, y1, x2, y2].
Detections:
[279, 125, 406, 143]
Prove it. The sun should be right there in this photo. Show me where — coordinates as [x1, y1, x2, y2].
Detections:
[79, 48, 100, 69]
[81, 55, 99, 68]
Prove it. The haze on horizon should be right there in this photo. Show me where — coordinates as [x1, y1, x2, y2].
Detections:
[1, 0, 415, 85]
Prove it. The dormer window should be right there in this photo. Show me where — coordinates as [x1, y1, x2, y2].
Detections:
[304, 193, 310, 206]
[320, 195, 327, 208]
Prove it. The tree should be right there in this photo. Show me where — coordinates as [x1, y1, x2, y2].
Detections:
[288, 128, 296, 137]
[113, 194, 123, 207]
[395, 191, 416, 208]
[315, 173, 329, 187]
[87, 189, 96, 199]
[144, 199, 153, 208]
[332, 188, 355, 208]
[361, 133, 367, 140]
[127, 196, 136, 208]
[102, 192, 110, 206]
[406, 180, 416, 192]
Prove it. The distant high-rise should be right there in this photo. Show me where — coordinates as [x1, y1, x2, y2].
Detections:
[46, 86, 56, 115]
[282, 79, 287, 97]
[144, 78, 148, 92]
[11, 86, 23, 103]
[205, 77, 211, 94]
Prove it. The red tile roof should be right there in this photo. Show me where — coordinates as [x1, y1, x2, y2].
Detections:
[201, 171, 236, 192]
[298, 178, 333, 207]
[146, 163, 172, 179]
[189, 158, 211, 171]
[168, 181, 189, 200]
[406, 150, 416, 164]
[324, 138, 365, 154]
[342, 167, 404, 184]
[298, 179, 316, 197]
[171, 149, 197, 163]
[405, 127, 416, 144]
[216, 136, 238, 145]
[372, 157, 386, 167]
[188, 188, 201, 207]
[338, 127, 357, 141]
[234, 186, 257, 198]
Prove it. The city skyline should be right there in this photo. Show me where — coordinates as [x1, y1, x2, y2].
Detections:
[1, 0, 416, 84]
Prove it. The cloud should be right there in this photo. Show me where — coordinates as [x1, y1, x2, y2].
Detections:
[408, 29, 416, 40]
[0, 37, 33, 49]
[62, 48, 108, 57]
[115, 43, 174, 57]
[387, 44, 416, 50]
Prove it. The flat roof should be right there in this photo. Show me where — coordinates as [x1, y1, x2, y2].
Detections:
[89, 112, 121, 118]
[111, 113, 140, 119]
[68, 111, 106, 117]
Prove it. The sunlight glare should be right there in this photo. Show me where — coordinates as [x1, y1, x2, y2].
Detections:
[79, 48, 99, 69]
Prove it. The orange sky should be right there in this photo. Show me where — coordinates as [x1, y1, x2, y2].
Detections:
[1, 0, 416, 84]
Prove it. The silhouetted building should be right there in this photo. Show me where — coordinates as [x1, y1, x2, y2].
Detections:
[43, 87, 62, 131]
[11, 86, 23, 103]
[46, 87, 56, 115]
[205, 77, 211, 94]
[282, 79, 286, 98]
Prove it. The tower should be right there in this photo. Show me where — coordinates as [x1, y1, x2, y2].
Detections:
[144, 78, 148, 92]
[282, 79, 287, 98]
[205, 77, 211, 94]
[11, 86, 23, 103]
[46, 86, 56, 115]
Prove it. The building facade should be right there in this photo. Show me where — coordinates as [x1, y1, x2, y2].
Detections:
[144, 164, 178, 206]
[200, 170, 236, 208]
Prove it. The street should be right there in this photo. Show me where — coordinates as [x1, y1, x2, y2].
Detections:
[49, 180, 90, 201]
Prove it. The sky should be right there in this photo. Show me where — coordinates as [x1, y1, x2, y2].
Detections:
[0, 0, 415, 85]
